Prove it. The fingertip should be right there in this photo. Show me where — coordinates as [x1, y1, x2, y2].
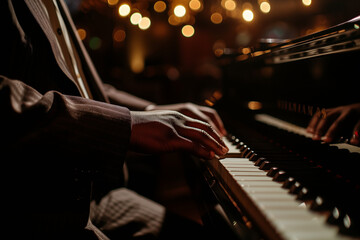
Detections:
[306, 127, 314, 133]
[312, 134, 321, 141]
[209, 151, 215, 159]
[322, 135, 333, 143]
[222, 129, 228, 136]
[350, 131, 359, 145]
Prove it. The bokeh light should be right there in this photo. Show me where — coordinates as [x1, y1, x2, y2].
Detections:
[130, 12, 142, 25]
[154, 1, 166, 13]
[182, 25, 195, 37]
[260, 1, 271, 13]
[174, 5, 186, 17]
[242, 9, 254, 22]
[139, 17, 151, 30]
[211, 13, 223, 24]
[118, 4, 131, 17]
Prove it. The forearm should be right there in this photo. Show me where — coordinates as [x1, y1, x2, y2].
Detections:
[1, 76, 131, 178]
[103, 83, 155, 110]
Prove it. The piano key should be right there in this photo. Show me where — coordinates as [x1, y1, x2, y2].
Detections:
[208, 153, 357, 240]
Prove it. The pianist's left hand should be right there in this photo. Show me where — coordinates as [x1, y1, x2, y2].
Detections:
[145, 102, 227, 137]
[306, 103, 360, 146]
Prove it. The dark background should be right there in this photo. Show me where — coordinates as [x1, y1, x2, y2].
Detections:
[67, 0, 360, 106]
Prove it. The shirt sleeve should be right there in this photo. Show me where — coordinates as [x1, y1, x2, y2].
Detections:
[0, 75, 132, 191]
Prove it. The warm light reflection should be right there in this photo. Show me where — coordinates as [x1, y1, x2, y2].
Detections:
[189, 0, 201, 11]
[154, 1, 166, 13]
[77, 28, 86, 40]
[302, 0, 311, 6]
[242, 9, 254, 22]
[242, 47, 251, 54]
[260, 1, 271, 13]
[139, 17, 151, 30]
[182, 25, 195, 37]
[107, 0, 119, 6]
[224, 0, 236, 11]
[129, 38, 145, 73]
[168, 14, 181, 25]
[174, 5, 186, 17]
[211, 13, 223, 24]
[248, 101, 262, 110]
[118, 4, 131, 17]
[130, 12, 142, 25]
[113, 29, 126, 42]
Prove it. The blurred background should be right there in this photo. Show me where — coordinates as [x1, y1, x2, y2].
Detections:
[66, 0, 360, 106]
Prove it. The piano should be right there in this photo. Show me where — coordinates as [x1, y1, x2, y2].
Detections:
[190, 16, 360, 240]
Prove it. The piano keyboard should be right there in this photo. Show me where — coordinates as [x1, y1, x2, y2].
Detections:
[205, 118, 360, 240]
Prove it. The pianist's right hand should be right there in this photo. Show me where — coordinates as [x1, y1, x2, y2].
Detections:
[130, 110, 229, 159]
[306, 103, 360, 146]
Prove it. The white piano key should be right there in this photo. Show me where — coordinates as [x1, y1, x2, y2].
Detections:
[226, 165, 259, 172]
[220, 158, 250, 162]
[231, 171, 268, 176]
[282, 228, 340, 240]
[249, 192, 298, 201]
[238, 181, 282, 187]
[243, 187, 290, 193]
[233, 176, 272, 181]
[215, 156, 353, 240]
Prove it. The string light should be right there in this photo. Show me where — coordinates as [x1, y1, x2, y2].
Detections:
[130, 12, 142, 25]
[77, 28, 87, 40]
[118, 3, 130, 17]
[259, 1, 271, 13]
[242, 9, 254, 22]
[154, 1, 166, 13]
[139, 17, 151, 30]
[174, 5, 186, 17]
[182, 25, 195, 37]
[224, 0, 236, 11]
[302, 0, 312, 6]
[189, 0, 202, 11]
[211, 12, 223, 24]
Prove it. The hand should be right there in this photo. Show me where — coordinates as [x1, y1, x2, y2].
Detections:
[146, 103, 227, 137]
[306, 103, 360, 145]
[130, 110, 228, 159]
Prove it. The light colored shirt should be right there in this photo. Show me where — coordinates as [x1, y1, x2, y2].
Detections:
[40, 0, 92, 99]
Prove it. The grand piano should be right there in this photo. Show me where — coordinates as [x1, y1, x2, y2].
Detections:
[190, 15, 360, 240]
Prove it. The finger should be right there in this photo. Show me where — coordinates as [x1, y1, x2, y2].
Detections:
[350, 121, 360, 146]
[307, 114, 321, 133]
[177, 125, 228, 156]
[322, 113, 348, 143]
[199, 107, 227, 135]
[182, 108, 224, 137]
[185, 120, 228, 150]
[177, 139, 216, 160]
[312, 111, 338, 140]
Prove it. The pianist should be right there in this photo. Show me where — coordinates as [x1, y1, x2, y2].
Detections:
[0, 0, 228, 239]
